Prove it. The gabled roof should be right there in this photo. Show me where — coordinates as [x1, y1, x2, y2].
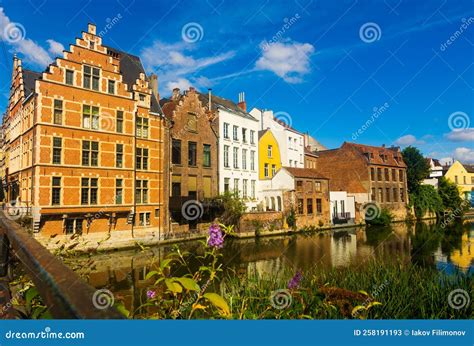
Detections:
[284, 167, 328, 180]
[23, 69, 41, 98]
[341, 142, 406, 167]
[197, 92, 257, 121]
[104, 46, 161, 114]
[463, 164, 474, 173]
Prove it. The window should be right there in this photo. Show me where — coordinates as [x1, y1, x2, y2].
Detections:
[139, 93, 146, 102]
[65, 69, 74, 85]
[116, 179, 123, 204]
[83, 105, 99, 130]
[242, 179, 248, 198]
[392, 169, 397, 181]
[271, 164, 276, 176]
[65, 219, 83, 235]
[116, 111, 124, 133]
[82, 141, 99, 166]
[377, 168, 382, 181]
[172, 175, 181, 196]
[188, 141, 197, 166]
[242, 128, 247, 143]
[371, 188, 376, 201]
[378, 188, 383, 203]
[455, 175, 458, 183]
[463, 176, 467, 184]
[89, 41, 95, 50]
[370, 168, 375, 180]
[116, 144, 123, 168]
[51, 177, 61, 205]
[53, 99, 63, 125]
[385, 168, 389, 181]
[288, 137, 292, 149]
[136, 148, 149, 170]
[139, 212, 151, 226]
[386, 188, 390, 202]
[250, 151, 255, 170]
[81, 178, 98, 205]
[223, 123, 229, 139]
[108, 79, 115, 94]
[251, 180, 256, 199]
[242, 149, 247, 170]
[393, 188, 398, 202]
[399, 170, 404, 182]
[316, 198, 322, 214]
[172, 139, 181, 164]
[264, 163, 269, 177]
[400, 188, 405, 202]
[289, 160, 292, 167]
[187, 113, 197, 132]
[297, 199, 304, 214]
[233, 147, 239, 168]
[268, 145, 273, 158]
[250, 130, 255, 144]
[136, 180, 148, 204]
[223, 145, 230, 168]
[233, 126, 238, 141]
[52, 137, 62, 164]
[203, 144, 211, 167]
[224, 178, 230, 192]
[136, 117, 149, 138]
[315, 181, 321, 191]
[296, 180, 303, 190]
[83, 65, 100, 90]
[233, 178, 239, 195]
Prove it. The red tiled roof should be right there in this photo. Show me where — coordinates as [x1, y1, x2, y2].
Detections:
[342, 142, 406, 167]
[284, 167, 328, 179]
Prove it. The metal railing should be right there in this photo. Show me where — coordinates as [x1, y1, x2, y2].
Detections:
[0, 211, 123, 319]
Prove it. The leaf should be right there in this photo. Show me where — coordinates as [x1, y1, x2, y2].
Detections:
[175, 277, 200, 291]
[160, 259, 173, 270]
[351, 305, 367, 317]
[192, 303, 206, 310]
[145, 271, 160, 281]
[165, 278, 182, 293]
[25, 287, 39, 309]
[115, 302, 130, 318]
[367, 301, 383, 309]
[358, 290, 369, 296]
[203, 293, 230, 316]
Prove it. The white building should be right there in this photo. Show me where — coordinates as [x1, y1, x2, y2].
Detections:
[213, 93, 260, 210]
[422, 158, 444, 188]
[329, 191, 356, 225]
[250, 108, 305, 168]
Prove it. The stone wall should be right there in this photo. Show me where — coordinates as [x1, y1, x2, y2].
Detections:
[238, 211, 284, 232]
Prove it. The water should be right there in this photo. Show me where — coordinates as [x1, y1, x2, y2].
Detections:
[68, 220, 473, 312]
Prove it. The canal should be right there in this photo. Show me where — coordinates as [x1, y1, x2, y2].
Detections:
[66, 219, 473, 313]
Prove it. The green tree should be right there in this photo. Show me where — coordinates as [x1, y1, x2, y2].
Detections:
[401, 146, 430, 193]
[210, 192, 247, 227]
[437, 177, 464, 212]
[409, 185, 443, 219]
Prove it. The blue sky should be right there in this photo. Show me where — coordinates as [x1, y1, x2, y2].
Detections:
[1, 0, 473, 162]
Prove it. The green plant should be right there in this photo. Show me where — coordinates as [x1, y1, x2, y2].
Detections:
[409, 184, 443, 219]
[438, 177, 465, 213]
[366, 208, 393, 226]
[210, 192, 247, 227]
[286, 208, 297, 229]
[401, 146, 430, 193]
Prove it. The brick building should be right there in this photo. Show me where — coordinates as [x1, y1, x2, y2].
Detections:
[316, 142, 408, 220]
[1, 24, 167, 235]
[304, 147, 318, 169]
[161, 87, 219, 223]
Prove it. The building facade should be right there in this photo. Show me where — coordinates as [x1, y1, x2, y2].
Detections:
[1, 24, 167, 236]
[444, 160, 474, 205]
[258, 129, 281, 180]
[422, 157, 444, 188]
[317, 142, 408, 221]
[161, 87, 219, 222]
[250, 108, 304, 168]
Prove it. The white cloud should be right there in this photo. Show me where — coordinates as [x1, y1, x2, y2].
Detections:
[0, 7, 52, 67]
[256, 41, 315, 83]
[140, 40, 235, 95]
[453, 147, 474, 163]
[394, 134, 425, 146]
[46, 39, 64, 56]
[444, 128, 474, 142]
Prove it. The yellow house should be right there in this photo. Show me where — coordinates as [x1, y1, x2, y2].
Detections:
[444, 160, 474, 203]
[258, 129, 281, 180]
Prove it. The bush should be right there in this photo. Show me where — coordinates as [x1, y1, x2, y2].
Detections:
[209, 192, 246, 227]
[366, 208, 393, 226]
[410, 184, 443, 219]
[286, 208, 297, 229]
[438, 177, 465, 213]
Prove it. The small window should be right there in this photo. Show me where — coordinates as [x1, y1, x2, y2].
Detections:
[108, 80, 115, 94]
[51, 177, 61, 205]
[65, 69, 74, 85]
[116, 179, 123, 204]
[53, 99, 63, 125]
[116, 144, 123, 168]
[52, 137, 62, 164]
[268, 145, 272, 158]
[188, 141, 197, 166]
[116, 111, 123, 133]
[203, 144, 211, 167]
[172, 139, 181, 165]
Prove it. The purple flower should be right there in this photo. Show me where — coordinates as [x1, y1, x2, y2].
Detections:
[207, 224, 224, 249]
[287, 271, 303, 290]
[147, 290, 156, 299]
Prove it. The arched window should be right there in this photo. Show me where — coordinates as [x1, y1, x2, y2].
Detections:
[277, 196, 282, 211]
[271, 197, 275, 211]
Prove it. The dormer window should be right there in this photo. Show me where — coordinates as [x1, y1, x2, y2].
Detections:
[89, 41, 95, 50]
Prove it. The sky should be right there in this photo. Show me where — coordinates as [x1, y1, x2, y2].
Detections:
[0, 0, 472, 163]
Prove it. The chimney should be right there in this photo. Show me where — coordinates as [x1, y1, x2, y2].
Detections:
[88, 23, 97, 35]
[148, 74, 159, 101]
[208, 88, 212, 111]
[381, 144, 385, 148]
[172, 88, 180, 101]
[237, 92, 247, 112]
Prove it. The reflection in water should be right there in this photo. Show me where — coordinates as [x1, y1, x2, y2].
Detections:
[69, 220, 473, 313]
